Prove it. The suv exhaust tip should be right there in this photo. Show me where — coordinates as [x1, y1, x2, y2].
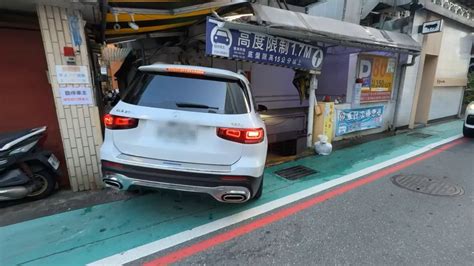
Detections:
[103, 179, 123, 190]
[221, 193, 248, 203]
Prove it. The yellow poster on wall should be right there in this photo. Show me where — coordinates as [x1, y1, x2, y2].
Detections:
[358, 55, 396, 102]
[323, 102, 334, 143]
[313, 102, 335, 144]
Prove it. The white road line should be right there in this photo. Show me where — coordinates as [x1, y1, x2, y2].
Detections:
[89, 134, 463, 266]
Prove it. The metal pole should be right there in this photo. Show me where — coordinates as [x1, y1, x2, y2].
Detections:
[307, 74, 318, 148]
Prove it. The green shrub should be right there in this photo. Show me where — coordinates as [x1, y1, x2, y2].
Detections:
[464, 73, 474, 104]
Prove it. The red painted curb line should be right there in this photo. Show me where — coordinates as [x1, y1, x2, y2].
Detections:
[144, 138, 466, 266]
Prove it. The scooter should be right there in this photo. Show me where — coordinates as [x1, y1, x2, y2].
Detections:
[0, 126, 60, 201]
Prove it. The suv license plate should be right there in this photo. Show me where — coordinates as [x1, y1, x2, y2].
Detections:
[158, 124, 197, 142]
[48, 154, 60, 170]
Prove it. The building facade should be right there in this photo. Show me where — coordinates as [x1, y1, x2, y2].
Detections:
[1, 0, 471, 192]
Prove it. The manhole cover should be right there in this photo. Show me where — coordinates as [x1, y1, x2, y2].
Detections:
[407, 132, 432, 138]
[275, 165, 318, 180]
[391, 174, 464, 196]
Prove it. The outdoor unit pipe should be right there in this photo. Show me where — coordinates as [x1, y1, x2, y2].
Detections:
[307, 74, 318, 148]
[391, 53, 419, 130]
[402, 53, 419, 67]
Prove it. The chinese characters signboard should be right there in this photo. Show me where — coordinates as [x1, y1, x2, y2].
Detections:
[357, 55, 395, 103]
[56, 65, 90, 84]
[323, 102, 334, 143]
[206, 18, 324, 71]
[59, 86, 93, 105]
[335, 106, 384, 136]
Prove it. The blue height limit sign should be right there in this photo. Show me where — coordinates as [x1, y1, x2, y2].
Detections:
[205, 18, 324, 71]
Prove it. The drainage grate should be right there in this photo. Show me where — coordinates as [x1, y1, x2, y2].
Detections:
[275, 165, 318, 180]
[391, 174, 464, 197]
[407, 132, 432, 139]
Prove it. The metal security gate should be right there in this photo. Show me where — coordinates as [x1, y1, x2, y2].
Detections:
[0, 28, 69, 187]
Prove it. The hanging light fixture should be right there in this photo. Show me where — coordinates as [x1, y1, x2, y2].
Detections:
[128, 13, 139, 31]
[113, 11, 120, 31]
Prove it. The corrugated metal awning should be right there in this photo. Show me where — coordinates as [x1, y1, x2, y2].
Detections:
[104, 1, 421, 54]
[223, 4, 421, 54]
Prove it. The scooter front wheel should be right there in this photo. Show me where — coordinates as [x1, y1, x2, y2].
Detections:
[27, 170, 57, 200]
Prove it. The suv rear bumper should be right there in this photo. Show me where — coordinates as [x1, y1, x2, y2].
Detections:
[101, 161, 262, 203]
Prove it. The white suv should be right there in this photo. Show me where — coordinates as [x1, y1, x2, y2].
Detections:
[463, 101, 474, 137]
[100, 64, 267, 203]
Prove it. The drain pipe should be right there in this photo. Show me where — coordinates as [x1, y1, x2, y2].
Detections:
[391, 53, 419, 130]
[403, 54, 418, 68]
[307, 73, 318, 148]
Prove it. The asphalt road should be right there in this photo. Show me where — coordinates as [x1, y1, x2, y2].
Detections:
[136, 138, 474, 265]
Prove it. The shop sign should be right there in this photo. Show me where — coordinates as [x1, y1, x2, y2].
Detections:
[56, 65, 90, 84]
[335, 106, 384, 136]
[419, 19, 443, 34]
[59, 86, 93, 105]
[205, 18, 324, 71]
[358, 55, 395, 103]
[434, 77, 468, 87]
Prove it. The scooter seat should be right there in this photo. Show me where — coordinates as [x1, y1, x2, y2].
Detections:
[0, 128, 38, 150]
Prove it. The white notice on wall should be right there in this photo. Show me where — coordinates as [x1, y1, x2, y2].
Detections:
[386, 59, 396, 73]
[56, 65, 90, 84]
[60, 86, 93, 105]
[352, 83, 362, 108]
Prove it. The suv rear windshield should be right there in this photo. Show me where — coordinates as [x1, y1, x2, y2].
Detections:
[122, 72, 250, 114]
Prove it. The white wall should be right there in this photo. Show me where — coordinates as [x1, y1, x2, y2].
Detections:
[428, 86, 464, 120]
[345, 53, 358, 103]
[427, 19, 472, 120]
[394, 55, 421, 127]
[435, 20, 472, 80]
[394, 11, 426, 127]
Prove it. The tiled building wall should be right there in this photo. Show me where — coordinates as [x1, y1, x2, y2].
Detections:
[37, 4, 103, 191]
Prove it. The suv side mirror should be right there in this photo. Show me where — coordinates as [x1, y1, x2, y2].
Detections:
[257, 104, 268, 113]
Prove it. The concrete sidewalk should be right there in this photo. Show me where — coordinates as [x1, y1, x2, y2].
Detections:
[0, 119, 464, 266]
[0, 189, 134, 226]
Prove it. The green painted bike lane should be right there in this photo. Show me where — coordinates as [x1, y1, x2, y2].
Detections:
[0, 120, 463, 265]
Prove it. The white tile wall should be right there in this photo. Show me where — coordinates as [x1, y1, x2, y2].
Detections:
[37, 4, 103, 191]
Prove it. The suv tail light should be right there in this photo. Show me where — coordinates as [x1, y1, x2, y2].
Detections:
[217, 128, 264, 144]
[104, 114, 138, 130]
